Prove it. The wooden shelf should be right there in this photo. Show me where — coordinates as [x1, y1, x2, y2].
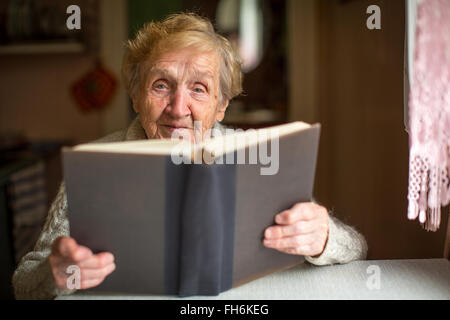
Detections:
[0, 42, 85, 55]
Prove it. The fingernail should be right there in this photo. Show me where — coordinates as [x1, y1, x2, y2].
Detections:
[265, 229, 272, 238]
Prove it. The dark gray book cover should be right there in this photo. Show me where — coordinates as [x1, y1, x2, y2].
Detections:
[62, 124, 321, 296]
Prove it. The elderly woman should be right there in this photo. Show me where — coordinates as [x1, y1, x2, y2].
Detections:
[12, 13, 367, 299]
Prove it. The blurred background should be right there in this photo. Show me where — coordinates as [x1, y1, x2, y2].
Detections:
[0, 0, 448, 299]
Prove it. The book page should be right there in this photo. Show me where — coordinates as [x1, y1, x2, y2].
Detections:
[71, 121, 312, 157]
[72, 138, 193, 155]
[203, 121, 311, 157]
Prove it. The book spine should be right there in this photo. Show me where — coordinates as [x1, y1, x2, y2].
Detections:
[164, 160, 237, 296]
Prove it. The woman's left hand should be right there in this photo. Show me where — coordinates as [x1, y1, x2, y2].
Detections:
[263, 202, 329, 256]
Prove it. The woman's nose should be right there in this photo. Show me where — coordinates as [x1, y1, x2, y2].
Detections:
[167, 88, 191, 118]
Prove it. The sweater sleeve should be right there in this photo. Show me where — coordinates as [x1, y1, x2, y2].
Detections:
[12, 182, 76, 299]
[305, 214, 368, 266]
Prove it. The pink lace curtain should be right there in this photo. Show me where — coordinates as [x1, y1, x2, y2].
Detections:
[407, 0, 450, 231]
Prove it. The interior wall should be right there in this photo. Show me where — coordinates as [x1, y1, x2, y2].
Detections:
[100, 0, 130, 136]
[0, 0, 129, 144]
[0, 54, 102, 144]
[287, 0, 319, 124]
[288, 0, 448, 259]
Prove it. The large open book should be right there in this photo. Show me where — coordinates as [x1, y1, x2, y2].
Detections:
[62, 121, 321, 296]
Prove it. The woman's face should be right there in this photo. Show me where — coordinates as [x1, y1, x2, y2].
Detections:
[133, 47, 228, 142]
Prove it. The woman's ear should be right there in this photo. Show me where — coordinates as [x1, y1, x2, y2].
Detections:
[215, 99, 229, 122]
[131, 94, 139, 114]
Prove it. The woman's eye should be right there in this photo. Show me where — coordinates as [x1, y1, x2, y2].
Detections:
[193, 85, 206, 94]
[153, 80, 169, 91]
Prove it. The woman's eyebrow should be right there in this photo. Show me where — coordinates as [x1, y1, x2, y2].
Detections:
[148, 67, 174, 80]
[191, 69, 214, 82]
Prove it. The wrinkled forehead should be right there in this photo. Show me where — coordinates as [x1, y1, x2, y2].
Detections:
[144, 48, 221, 84]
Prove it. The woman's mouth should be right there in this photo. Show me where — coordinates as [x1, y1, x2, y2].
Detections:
[160, 124, 194, 136]
[163, 125, 188, 130]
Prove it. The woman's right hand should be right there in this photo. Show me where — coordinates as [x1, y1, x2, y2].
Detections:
[49, 236, 116, 290]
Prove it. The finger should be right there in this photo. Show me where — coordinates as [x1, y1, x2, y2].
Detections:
[81, 263, 116, 281]
[265, 220, 319, 239]
[53, 237, 78, 258]
[78, 252, 115, 269]
[80, 263, 116, 289]
[263, 232, 317, 249]
[71, 245, 93, 262]
[275, 202, 317, 225]
[277, 242, 324, 256]
[81, 277, 105, 290]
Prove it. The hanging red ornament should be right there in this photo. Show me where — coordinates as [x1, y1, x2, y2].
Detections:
[71, 62, 117, 112]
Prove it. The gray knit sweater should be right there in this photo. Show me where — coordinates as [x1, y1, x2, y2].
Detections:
[12, 116, 368, 299]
